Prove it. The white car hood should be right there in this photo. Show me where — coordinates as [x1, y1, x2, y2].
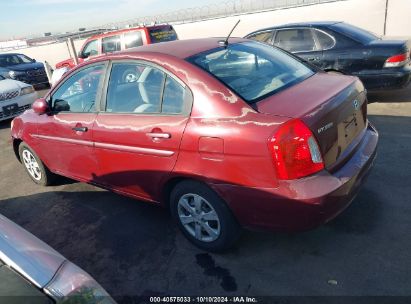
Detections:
[0, 79, 29, 93]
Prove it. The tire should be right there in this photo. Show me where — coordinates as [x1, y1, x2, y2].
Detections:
[170, 180, 241, 252]
[18, 142, 55, 186]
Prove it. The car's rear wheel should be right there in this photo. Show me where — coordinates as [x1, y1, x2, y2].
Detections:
[19, 143, 55, 186]
[170, 180, 241, 252]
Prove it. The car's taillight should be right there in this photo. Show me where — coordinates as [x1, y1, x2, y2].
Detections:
[268, 119, 324, 180]
[384, 53, 409, 68]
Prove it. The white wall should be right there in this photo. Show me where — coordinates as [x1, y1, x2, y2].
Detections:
[2, 39, 86, 68]
[385, 0, 411, 36]
[174, 0, 389, 39]
[1, 0, 410, 68]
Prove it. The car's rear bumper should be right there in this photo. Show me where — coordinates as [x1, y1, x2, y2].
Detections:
[211, 123, 378, 232]
[355, 65, 411, 90]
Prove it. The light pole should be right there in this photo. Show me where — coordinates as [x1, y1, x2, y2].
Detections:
[383, 0, 389, 35]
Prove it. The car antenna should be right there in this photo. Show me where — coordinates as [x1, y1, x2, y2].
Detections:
[220, 19, 240, 48]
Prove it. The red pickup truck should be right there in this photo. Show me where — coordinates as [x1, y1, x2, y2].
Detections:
[55, 24, 178, 69]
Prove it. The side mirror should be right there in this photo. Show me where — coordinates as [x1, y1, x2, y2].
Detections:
[31, 59, 36, 63]
[78, 51, 89, 59]
[32, 98, 49, 115]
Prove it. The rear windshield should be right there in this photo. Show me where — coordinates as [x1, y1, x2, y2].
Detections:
[330, 22, 380, 44]
[187, 41, 314, 103]
[149, 26, 178, 43]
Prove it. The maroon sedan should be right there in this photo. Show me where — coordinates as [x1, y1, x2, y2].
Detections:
[11, 38, 378, 251]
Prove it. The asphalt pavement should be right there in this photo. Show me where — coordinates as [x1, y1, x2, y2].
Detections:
[0, 87, 410, 302]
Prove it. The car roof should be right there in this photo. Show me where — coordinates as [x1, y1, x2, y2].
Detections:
[86, 24, 174, 41]
[0, 53, 25, 57]
[246, 21, 342, 35]
[111, 37, 249, 59]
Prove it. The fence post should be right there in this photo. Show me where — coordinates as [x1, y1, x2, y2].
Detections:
[67, 37, 79, 66]
[43, 61, 53, 84]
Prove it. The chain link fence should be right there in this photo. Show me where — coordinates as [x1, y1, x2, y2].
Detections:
[100, 0, 345, 29]
[1, 0, 346, 51]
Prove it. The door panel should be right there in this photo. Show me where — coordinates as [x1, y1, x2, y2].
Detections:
[92, 61, 191, 201]
[35, 63, 106, 181]
[35, 113, 98, 180]
[93, 114, 188, 200]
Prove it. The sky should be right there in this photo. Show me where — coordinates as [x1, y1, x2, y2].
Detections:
[0, 0, 221, 40]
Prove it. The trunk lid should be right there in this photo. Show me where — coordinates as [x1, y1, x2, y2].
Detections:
[255, 73, 367, 170]
[368, 38, 411, 67]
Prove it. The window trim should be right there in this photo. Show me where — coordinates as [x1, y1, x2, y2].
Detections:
[48, 61, 109, 114]
[312, 28, 336, 51]
[99, 59, 193, 117]
[245, 30, 275, 45]
[273, 27, 320, 53]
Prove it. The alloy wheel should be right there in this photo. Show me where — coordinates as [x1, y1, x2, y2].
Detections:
[22, 149, 42, 181]
[177, 193, 221, 242]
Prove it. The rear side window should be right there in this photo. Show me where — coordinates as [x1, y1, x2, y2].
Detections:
[247, 31, 274, 44]
[124, 31, 143, 49]
[315, 30, 335, 50]
[149, 26, 178, 43]
[105, 62, 187, 115]
[102, 35, 121, 53]
[188, 42, 314, 103]
[162, 76, 185, 114]
[274, 29, 317, 52]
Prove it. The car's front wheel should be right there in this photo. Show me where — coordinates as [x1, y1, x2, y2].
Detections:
[19, 143, 55, 186]
[170, 180, 241, 252]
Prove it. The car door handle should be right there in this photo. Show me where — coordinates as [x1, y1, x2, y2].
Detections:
[72, 126, 88, 132]
[308, 57, 320, 61]
[146, 132, 171, 139]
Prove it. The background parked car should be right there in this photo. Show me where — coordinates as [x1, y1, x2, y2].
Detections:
[0, 213, 115, 303]
[245, 21, 411, 90]
[0, 53, 50, 88]
[0, 74, 36, 121]
[55, 24, 178, 69]
[11, 38, 377, 252]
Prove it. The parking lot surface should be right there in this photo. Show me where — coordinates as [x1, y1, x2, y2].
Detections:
[1, 87, 411, 301]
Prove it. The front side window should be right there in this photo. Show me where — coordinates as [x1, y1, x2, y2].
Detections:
[106, 62, 187, 114]
[102, 35, 121, 53]
[188, 42, 314, 103]
[274, 28, 317, 52]
[247, 31, 274, 44]
[52, 65, 105, 113]
[82, 40, 99, 57]
[124, 31, 143, 49]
